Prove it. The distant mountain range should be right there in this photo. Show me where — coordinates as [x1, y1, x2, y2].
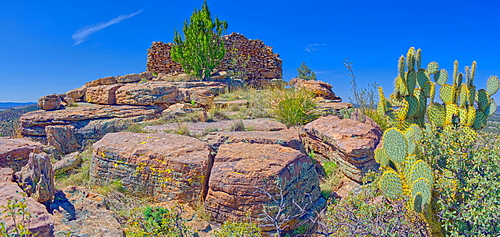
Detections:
[0, 102, 36, 111]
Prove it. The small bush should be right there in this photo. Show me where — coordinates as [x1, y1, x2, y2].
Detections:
[0, 196, 35, 237]
[125, 124, 148, 133]
[270, 88, 318, 128]
[229, 120, 245, 131]
[212, 220, 262, 237]
[125, 206, 188, 237]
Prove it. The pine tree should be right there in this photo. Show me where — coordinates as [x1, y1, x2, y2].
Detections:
[297, 62, 317, 80]
[171, 1, 228, 80]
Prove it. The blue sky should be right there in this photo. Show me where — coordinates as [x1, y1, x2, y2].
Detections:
[1, 0, 499, 103]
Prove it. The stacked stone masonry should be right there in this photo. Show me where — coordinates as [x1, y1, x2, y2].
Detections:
[146, 33, 283, 80]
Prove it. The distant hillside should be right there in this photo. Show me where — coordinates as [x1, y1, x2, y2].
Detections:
[0, 104, 39, 137]
[0, 102, 36, 111]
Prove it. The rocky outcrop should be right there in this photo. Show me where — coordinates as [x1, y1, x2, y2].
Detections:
[19, 104, 161, 153]
[46, 125, 80, 154]
[38, 94, 62, 111]
[85, 76, 117, 87]
[0, 168, 54, 236]
[204, 143, 322, 231]
[302, 115, 382, 182]
[15, 152, 55, 204]
[90, 132, 214, 204]
[85, 84, 123, 105]
[144, 118, 287, 136]
[62, 85, 87, 102]
[0, 138, 44, 172]
[290, 78, 342, 102]
[202, 129, 303, 152]
[51, 186, 124, 237]
[53, 152, 82, 175]
[115, 82, 179, 105]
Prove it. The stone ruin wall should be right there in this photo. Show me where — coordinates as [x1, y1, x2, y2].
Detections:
[146, 33, 283, 80]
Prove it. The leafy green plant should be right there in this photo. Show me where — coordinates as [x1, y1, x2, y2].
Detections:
[270, 88, 318, 128]
[419, 128, 500, 236]
[297, 62, 316, 81]
[322, 162, 337, 177]
[125, 206, 189, 237]
[212, 220, 262, 237]
[0, 196, 37, 237]
[171, 1, 228, 80]
[315, 183, 429, 236]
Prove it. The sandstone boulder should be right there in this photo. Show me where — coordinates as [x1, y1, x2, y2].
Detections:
[63, 85, 87, 102]
[85, 76, 117, 87]
[202, 129, 303, 152]
[51, 186, 123, 237]
[302, 115, 382, 182]
[116, 73, 143, 83]
[38, 94, 62, 111]
[53, 152, 82, 175]
[46, 125, 80, 154]
[19, 104, 160, 152]
[0, 168, 54, 236]
[15, 152, 55, 204]
[290, 78, 342, 102]
[115, 82, 180, 105]
[90, 132, 214, 203]
[0, 138, 44, 172]
[204, 143, 322, 231]
[85, 84, 123, 105]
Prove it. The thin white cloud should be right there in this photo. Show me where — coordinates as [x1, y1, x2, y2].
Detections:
[305, 43, 327, 53]
[72, 10, 143, 45]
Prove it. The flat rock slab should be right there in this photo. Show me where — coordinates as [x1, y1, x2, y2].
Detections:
[202, 129, 303, 152]
[204, 143, 321, 231]
[90, 132, 213, 203]
[19, 104, 161, 153]
[0, 168, 54, 236]
[51, 186, 123, 237]
[303, 115, 382, 182]
[0, 137, 43, 172]
[144, 118, 287, 136]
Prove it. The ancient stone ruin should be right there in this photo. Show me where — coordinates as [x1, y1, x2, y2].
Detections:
[146, 32, 283, 80]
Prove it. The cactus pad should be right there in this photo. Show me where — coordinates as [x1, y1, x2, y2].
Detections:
[405, 95, 419, 118]
[434, 69, 448, 86]
[466, 105, 476, 127]
[486, 76, 500, 96]
[485, 98, 497, 117]
[404, 154, 417, 180]
[453, 60, 459, 83]
[406, 47, 416, 71]
[411, 178, 432, 213]
[458, 106, 468, 126]
[473, 109, 487, 130]
[459, 84, 470, 107]
[427, 62, 439, 74]
[440, 84, 456, 104]
[477, 89, 491, 111]
[407, 70, 417, 95]
[408, 160, 434, 185]
[417, 69, 430, 88]
[383, 128, 408, 164]
[445, 104, 459, 126]
[416, 48, 422, 69]
[428, 103, 445, 127]
[398, 56, 405, 80]
[375, 148, 390, 167]
[379, 170, 404, 200]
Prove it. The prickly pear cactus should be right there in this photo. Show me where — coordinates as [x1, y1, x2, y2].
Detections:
[376, 126, 434, 214]
[377, 47, 500, 132]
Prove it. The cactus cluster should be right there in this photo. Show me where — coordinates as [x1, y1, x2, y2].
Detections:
[376, 125, 434, 213]
[378, 47, 499, 133]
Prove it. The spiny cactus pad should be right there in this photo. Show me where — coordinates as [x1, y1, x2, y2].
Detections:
[485, 98, 497, 117]
[428, 103, 445, 127]
[445, 104, 459, 126]
[383, 128, 408, 164]
[459, 84, 470, 107]
[407, 70, 417, 95]
[404, 154, 417, 180]
[398, 56, 405, 80]
[375, 148, 390, 167]
[477, 89, 491, 111]
[466, 106, 476, 127]
[408, 160, 434, 185]
[405, 95, 419, 118]
[440, 84, 456, 104]
[434, 69, 448, 86]
[411, 178, 432, 213]
[427, 62, 439, 74]
[486, 76, 500, 96]
[473, 109, 487, 130]
[379, 170, 404, 199]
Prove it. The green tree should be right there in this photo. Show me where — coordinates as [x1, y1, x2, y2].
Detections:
[297, 62, 317, 80]
[172, 1, 228, 81]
